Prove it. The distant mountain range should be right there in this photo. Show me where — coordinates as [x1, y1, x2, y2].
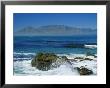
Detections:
[14, 25, 96, 36]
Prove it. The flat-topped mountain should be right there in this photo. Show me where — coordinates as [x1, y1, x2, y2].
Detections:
[14, 25, 96, 36]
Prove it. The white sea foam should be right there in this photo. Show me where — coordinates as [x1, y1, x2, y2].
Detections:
[57, 53, 96, 60]
[14, 52, 36, 61]
[14, 53, 97, 76]
[84, 45, 97, 49]
[14, 60, 79, 76]
[14, 52, 36, 55]
[14, 58, 28, 60]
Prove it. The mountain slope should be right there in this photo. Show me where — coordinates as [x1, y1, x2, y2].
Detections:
[15, 25, 96, 36]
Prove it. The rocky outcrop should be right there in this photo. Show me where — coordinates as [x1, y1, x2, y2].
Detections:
[75, 66, 93, 75]
[31, 53, 57, 71]
[31, 52, 95, 74]
[31, 53, 71, 71]
[84, 58, 93, 61]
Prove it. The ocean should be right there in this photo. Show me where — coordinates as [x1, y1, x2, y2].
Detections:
[14, 35, 97, 75]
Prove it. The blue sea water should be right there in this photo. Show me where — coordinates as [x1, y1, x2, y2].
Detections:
[14, 35, 97, 75]
[14, 35, 97, 61]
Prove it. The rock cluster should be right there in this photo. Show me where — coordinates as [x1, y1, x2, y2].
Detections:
[31, 52, 94, 75]
[75, 66, 93, 75]
[31, 53, 57, 71]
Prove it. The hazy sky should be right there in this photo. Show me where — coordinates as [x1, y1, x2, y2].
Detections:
[14, 13, 97, 31]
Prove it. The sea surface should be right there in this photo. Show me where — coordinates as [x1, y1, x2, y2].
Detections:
[14, 35, 97, 75]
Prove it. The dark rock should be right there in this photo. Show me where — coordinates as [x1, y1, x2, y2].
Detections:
[94, 55, 97, 58]
[61, 56, 68, 60]
[84, 58, 93, 61]
[51, 56, 69, 68]
[31, 53, 57, 71]
[74, 57, 84, 60]
[76, 66, 93, 75]
[79, 60, 84, 62]
[31, 53, 75, 71]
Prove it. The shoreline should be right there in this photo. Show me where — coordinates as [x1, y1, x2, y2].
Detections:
[14, 53, 97, 76]
[14, 53, 97, 61]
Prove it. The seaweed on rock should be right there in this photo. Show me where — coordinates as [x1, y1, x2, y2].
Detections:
[31, 52, 57, 71]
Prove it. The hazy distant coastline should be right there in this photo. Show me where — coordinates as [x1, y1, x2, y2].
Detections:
[14, 25, 97, 36]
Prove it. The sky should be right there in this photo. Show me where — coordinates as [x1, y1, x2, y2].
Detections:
[14, 13, 97, 31]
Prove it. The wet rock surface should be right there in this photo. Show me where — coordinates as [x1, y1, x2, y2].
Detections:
[75, 66, 93, 75]
[31, 53, 57, 71]
[31, 53, 94, 75]
[31, 53, 72, 71]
